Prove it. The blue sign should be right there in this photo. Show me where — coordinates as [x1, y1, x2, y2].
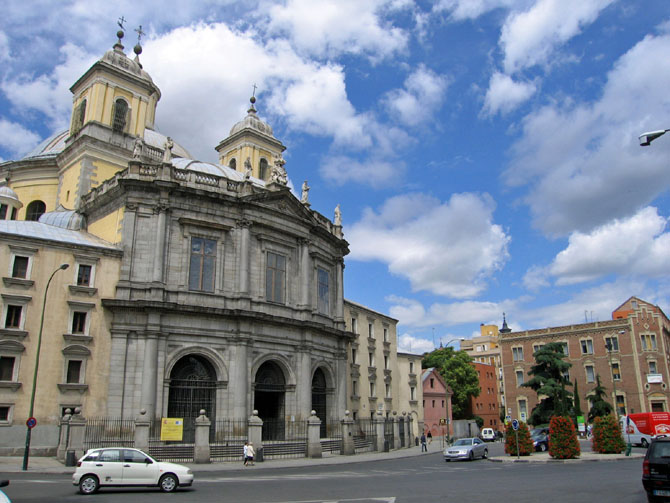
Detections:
[512, 419, 519, 431]
[26, 417, 37, 429]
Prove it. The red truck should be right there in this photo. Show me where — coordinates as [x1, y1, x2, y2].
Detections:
[621, 412, 670, 447]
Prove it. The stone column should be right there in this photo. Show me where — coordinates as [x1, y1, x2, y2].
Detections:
[231, 340, 249, 420]
[341, 410, 355, 455]
[374, 411, 385, 452]
[194, 410, 211, 464]
[403, 413, 411, 449]
[67, 408, 87, 460]
[306, 411, 322, 458]
[140, 333, 159, 418]
[299, 239, 311, 308]
[152, 204, 167, 283]
[336, 350, 347, 418]
[56, 409, 72, 462]
[107, 330, 128, 417]
[335, 259, 344, 321]
[299, 347, 312, 419]
[237, 221, 251, 296]
[392, 411, 400, 450]
[134, 409, 151, 453]
[248, 410, 263, 461]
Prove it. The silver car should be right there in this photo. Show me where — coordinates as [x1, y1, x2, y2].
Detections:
[444, 437, 488, 461]
[72, 447, 194, 494]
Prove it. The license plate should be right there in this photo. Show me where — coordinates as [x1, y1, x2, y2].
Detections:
[653, 490, 670, 496]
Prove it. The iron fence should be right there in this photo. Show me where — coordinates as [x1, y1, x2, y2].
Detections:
[261, 419, 307, 459]
[147, 419, 195, 463]
[210, 419, 248, 462]
[384, 419, 395, 450]
[399, 420, 405, 447]
[320, 420, 342, 454]
[353, 418, 376, 453]
[83, 417, 135, 451]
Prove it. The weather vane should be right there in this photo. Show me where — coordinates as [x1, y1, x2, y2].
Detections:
[135, 25, 145, 45]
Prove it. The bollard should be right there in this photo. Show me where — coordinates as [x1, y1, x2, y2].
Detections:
[65, 450, 77, 467]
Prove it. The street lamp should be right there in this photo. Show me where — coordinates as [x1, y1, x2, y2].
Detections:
[639, 129, 670, 146]
[442, 337, 465, 446]
[22, 263, 69, 471]
[605, 340, 619, 423]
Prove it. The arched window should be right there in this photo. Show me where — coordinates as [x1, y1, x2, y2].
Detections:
[259, 158, 268, 180]
[72, 99, 86, 134]
[112, 98, 128, 132]
[25, 200, 46, 221]
[229, 158, 236, 170]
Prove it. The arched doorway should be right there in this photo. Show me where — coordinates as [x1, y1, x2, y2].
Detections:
[312, 368, 327, 438]
[254, 361, 286, 440]
[167, 355, 217, 442]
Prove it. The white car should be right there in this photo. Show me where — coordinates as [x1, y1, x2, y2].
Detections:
[72, 447, 194, 494]
[480, 428, 496, 442]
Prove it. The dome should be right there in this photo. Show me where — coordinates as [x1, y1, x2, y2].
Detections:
[0, 183, 22, 208]
[99, 44, 155, 87]
[229, 102, 276, 139]
[171, 157, 266, 187]
[38, 206, 86, 231]
[22, 130, 69, 160]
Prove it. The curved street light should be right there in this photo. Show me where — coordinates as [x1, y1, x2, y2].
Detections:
[22, 263, 69, 471]
[639, 129, 670, 146]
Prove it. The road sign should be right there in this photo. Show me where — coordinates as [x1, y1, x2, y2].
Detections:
[512, 419, 519, 431]
[520, 412, 527, 422]
[26, 417, 37, 429]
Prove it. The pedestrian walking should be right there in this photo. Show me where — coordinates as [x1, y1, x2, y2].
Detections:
[421, 433, 427, 452]
[427, 431, 432, 444]
[247, 442, 255, 466]
[243, 442, 249, 466]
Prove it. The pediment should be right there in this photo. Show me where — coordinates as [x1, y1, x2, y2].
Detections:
[241, 188, 317, 223]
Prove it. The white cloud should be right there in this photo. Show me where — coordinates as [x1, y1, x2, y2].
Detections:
[0, 31, 9, 62]
[433, 0, 522, 21]
[348, 192, 510, 298]
[505, 32, 670, 236]
[382, 65, 449, 126]
[0, 119, 41, 159]
[544, 207, 670, 285]
[265, 0, 409, 61]
[397, 333, 434, 354]
[320, 155, 403, 187]
[500, 0, 615, 74]
[483, 72, 536, 115]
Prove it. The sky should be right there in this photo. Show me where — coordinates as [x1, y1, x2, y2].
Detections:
[2, 0, 670, 354]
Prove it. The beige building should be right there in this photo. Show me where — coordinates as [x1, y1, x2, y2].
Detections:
[501, 298, 670, 423]
[397, 352, 423, 439]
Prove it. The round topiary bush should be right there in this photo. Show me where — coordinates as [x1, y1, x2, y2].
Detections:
[592, 414, 625, 454]
[504, 421, 533, 456]
[548, 415, 580, 459]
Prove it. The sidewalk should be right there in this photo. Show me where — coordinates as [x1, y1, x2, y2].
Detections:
[0, 443, 643, 475]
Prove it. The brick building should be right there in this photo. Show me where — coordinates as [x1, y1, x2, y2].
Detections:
[501, 297, 670, 424]
[468, 361, 501, 431]
[422, 368, 452, 439]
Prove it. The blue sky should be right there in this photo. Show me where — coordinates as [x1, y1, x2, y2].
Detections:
[2, 1, 670, 353]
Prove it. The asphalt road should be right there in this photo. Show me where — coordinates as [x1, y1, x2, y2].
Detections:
[2, 444, 649, 503]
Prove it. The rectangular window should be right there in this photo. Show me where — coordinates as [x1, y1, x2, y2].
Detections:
[72, 312, 87, 334]
[369, 382, 376, 397]
[432, 400, 435, 408]
[351, 318, 358, 334]
[0, 406, 9, 422]
[189, 237, 216, 292]
[383, 328, 388, 342]
[0, 204, 6, 220]
[265, 251, 286, 303]
[66, 360, 83, 384]
[430, 378, 434, 388]
[516, 370, 524, 387]
[650, 361, 658, 374]
[368, 323, 374, 338]
[0, 357, 15, 381]
[351, 348, 357, 364]
[384, 356, 389, 370]
[11, 256, 29, 279]
[410, 386, 416, 400]
[616, 395, 626, 416]
[317, 268, 329, 315]
[386, 384, 391, 398]
[76, 264, 92, 286]
[4, 305, 22, 329]
[352, 380, 357, 395]
[581, 340, 594, 354]
[612, 362, 621, 381]
[558, 342, 569, 356]
[533, 344, 544, 354]
[409, 362, 414, 373]
[642, 334, 658, 351]
[586, 365, 595, 383]
[605, 336, 619, 352]
[368, 352, 374, 367]
[519, 399, 527, 417]
[512, 347, 524, 362]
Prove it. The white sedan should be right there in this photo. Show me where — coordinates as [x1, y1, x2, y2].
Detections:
[444, 437, 488, 461]
[72, 447, 194, 494]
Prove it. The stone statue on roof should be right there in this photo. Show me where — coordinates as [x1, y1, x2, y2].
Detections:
[271, 157, 288, 185]
[301, 180, 310, 205]
[162, 137, 173, 163]
[244, 157, 252, 180]
[334, 204, 341, 226]
[133, 137, 143, 159]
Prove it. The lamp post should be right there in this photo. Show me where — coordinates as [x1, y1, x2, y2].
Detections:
[22, 263, 69, 471]
[442, 337, 465, 446]
[639, 129, 670, 146]
[605, 340, 619, 423]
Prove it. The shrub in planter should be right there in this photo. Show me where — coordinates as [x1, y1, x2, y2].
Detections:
[592, 414, 625, 454]
[549, 415, 580, 459]
[504, 421, 533, 456]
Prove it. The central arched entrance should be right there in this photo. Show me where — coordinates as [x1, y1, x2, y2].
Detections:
[167, 355, 217, 442]
[311, 368, 327, 438]
[254, 361, 286, 440]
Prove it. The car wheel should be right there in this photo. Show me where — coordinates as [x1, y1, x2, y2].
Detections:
[159, 473, 178, 493]
[483, 449, 488, 459]
[641, 438, 649, 448]
[79, 474, 99, 495]
[468, 451, 474, 461]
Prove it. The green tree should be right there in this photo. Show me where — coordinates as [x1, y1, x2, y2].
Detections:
[573, 379, 583, 422]
[522, 342, 573, 425]
[422, 347, 480, 419]
[588, 375, 613, 422]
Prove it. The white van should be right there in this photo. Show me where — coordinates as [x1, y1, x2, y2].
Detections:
[620, 416, 653, 448]
[481, 428, 496, 442]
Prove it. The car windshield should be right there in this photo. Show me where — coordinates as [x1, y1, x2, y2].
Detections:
[453, 439, 472, 446]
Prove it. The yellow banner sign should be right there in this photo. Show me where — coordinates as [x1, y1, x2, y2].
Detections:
[160, 418, 184, 441]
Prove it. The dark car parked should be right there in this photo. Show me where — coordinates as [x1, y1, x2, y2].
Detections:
[643, 436, 670, 502]
[531, 432, 549, 452]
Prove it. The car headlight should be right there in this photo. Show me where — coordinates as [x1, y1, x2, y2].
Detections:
[186, 469, 193, 475]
